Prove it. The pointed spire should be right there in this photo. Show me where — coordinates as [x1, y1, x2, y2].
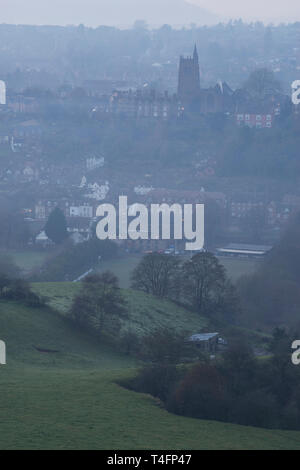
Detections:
[193, 44, 198, 62]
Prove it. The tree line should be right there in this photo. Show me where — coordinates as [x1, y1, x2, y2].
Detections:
[123, 328, 300, 431]
[65, 251, 239, 357]
[131, 251, 239, 323]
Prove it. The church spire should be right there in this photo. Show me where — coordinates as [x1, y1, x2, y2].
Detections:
[193, 44, 198, 62]
[178, 45, 200, 101]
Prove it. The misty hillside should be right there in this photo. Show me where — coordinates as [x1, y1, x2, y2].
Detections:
[1, 0, 221, 27]
[92, 0, 221, 27]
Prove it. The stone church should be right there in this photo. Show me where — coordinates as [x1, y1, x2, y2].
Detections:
[178, 45, 234, 113]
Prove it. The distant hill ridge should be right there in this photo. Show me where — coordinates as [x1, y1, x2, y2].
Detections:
[99, 0, 221, 26]
[0, 0, 221, 28]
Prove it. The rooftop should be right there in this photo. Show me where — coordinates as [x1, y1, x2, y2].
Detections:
[217, 243, 272, 253]
[189, 333, 219, 342]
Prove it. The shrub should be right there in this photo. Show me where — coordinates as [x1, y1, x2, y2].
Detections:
[3, 279, 46, 308]
[169, 363, 230, 422]
[138, 328, 194, 365]
[229, 390, 279, 429]
[69, 271, 127, 341]
[119, 330, 141, 356]
[130, 364, 181, 402]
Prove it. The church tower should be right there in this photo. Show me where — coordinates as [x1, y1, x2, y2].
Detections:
[178, 44, 200, 103]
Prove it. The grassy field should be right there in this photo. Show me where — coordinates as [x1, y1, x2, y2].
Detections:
[2, 368, 300, 450]
[0, 299, 300, 450]
[31, 282, 207, 337]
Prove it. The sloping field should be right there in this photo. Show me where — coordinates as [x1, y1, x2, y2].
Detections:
[1, 367, 300, 450]
[31, 282, 208, 336]
[0, 299, 299, 450]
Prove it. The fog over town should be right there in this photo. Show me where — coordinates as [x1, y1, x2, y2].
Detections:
[2, 0, 300, 26]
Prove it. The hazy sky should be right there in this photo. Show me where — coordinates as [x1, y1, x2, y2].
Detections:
[191, 0, 300, 22]
[0, 0, 300, 26]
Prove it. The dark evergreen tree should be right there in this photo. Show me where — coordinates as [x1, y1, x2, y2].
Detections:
[44, 207, 68, 245]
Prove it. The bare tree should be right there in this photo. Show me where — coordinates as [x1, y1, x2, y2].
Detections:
[182, 252, 228, 315]
[131, 253, 180, 298]
[69, 271, 127, 338]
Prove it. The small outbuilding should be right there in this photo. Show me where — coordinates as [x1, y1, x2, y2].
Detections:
[216, 243, 272, 259]
[188, 333, 222, 353]
[35, 230, 53, 247]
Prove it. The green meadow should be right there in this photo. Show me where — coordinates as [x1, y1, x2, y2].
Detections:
[0, 286, 299, 449]
[31, 282, 207, 336]
[0, 251, 295, 450]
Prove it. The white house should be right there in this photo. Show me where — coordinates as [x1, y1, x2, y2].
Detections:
[86, 156, 105, 171]
[85, 181, 109, 201]
[35, 231, 53, 246]
[69, 205, 93, 218]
